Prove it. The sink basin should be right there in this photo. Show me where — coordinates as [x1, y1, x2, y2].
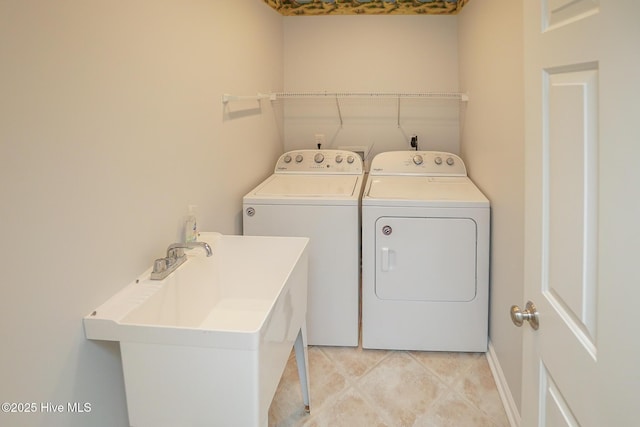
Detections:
[84, 232, 310, 427]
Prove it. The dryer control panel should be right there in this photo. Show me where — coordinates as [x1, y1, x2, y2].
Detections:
[369, 151, 467, 176]
[275, 150, 363, 174]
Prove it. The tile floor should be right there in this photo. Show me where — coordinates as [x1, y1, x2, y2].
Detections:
[269, 345, 509, 427]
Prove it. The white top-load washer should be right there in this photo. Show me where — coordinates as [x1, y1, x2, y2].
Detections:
[361, 151, 490, 352]
[243, 149, 364, 347]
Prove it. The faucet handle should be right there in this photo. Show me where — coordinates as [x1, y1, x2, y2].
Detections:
[167, 247, 184, 260]
[153, 258, 168, 274]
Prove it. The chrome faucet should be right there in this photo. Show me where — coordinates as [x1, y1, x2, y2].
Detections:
[166, 241, 213, 258]
[150, 241, 213, 280]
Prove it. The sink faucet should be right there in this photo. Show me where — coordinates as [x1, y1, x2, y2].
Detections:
[150, 241, 213, 280]
[166, 241, 213, 258]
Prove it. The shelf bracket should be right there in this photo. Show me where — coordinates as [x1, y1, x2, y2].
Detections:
[222, 93, 271, 104]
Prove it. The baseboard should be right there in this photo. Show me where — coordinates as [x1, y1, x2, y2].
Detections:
[486, 341, 521, 427]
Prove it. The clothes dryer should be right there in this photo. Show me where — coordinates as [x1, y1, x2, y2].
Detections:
[243, 149, 364, 346]
[362, 151, 490, 351]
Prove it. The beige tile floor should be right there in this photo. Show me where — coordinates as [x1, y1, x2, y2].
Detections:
[269, 345, 509, 427]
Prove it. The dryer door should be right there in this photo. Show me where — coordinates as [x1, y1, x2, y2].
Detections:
[374, 216, 477, 301]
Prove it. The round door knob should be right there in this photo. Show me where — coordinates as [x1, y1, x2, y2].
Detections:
[295, 154, 303, 163]
[314, 153, 324, 163]
[510, 301, 539, 330]
[335, 155, 343, 163]
[413, 155, 423, 165]
[283, 155, 292, 163]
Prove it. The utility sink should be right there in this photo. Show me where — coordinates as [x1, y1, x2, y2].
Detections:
[84, 232, 310, 427]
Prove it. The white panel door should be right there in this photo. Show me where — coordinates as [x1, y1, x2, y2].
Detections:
[522, 1, 640, 425]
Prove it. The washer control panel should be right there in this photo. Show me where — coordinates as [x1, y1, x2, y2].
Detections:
[369, 151, 467, 176]
[275, 149, 363, 174]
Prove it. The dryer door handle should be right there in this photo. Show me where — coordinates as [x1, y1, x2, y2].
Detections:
[381, 247, 394, 272]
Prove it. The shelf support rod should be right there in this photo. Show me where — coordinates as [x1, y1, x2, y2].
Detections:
[335, 95, 343, 127]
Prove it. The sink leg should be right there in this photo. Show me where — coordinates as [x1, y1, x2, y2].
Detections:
[294, 324, 311, 413]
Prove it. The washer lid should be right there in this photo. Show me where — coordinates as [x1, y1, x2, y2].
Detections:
[364, 176, 489, 207]
[244, 174, 364, 205]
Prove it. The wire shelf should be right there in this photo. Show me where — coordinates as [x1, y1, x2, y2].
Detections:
[222, 91, 468, 127]
[272, 91, 468, 101]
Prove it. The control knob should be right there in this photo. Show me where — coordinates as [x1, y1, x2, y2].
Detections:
[283, 155, 292, 163]
[446, 157, 455, 166]
[335, 155, 343, 163]
[434, 156, 443, 165]
[295, 154, 304, 163]
[413, 155, 424, 165]
[314, 153, 325, 164]
[347, 155, 355, 164]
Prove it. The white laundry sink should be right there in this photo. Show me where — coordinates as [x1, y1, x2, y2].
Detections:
[84, 232, 310, 427]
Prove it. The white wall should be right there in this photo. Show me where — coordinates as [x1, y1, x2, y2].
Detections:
[0, 1, 283, 426]
[283, 15, 460, 165]
[458, 0, 525, 417]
